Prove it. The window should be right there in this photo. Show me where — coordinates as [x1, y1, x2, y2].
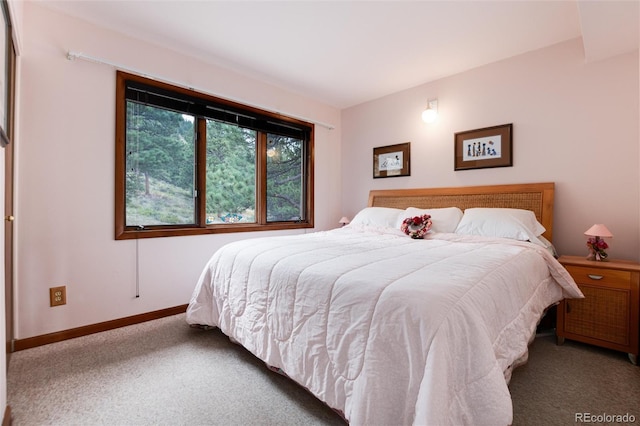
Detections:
[115, 71, 314, 239]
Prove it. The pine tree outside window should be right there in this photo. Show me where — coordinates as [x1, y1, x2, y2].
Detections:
[115, 71, 314, 239]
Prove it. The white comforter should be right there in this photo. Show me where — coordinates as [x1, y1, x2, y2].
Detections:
[186, 226, 582, 425]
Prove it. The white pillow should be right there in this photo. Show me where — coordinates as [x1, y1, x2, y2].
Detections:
[454, 208, 546, 244]
[350, 207, 404, 228]
[401, 207, 463, 233]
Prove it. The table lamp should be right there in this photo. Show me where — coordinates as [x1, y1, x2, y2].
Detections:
[584, 224, 613, 261]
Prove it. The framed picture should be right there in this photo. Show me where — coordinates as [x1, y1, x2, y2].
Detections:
[373, 142, 410, 178]
[454, 123, 512, 171]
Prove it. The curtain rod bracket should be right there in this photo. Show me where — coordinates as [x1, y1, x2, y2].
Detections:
[67, 51, 81, 61]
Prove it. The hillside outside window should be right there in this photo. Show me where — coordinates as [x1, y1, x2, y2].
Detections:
[115, 71, 314, 239]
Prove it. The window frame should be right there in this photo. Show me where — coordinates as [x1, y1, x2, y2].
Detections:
[115, 71, 314, 240]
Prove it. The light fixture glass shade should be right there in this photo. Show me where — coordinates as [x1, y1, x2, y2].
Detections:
[584, 224, 613, 238]
[422, 108, 437, 123]
[421, 99, 438, 123]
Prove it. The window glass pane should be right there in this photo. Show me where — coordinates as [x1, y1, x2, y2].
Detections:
[125, 102, 196, 226]
[266, 134, 304, 222]
[205, 119, 257, 224]
[116, 71, 314, 239]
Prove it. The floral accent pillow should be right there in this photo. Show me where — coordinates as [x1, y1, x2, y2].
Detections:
[401, 207, 463, 233]
[400, 214, 433, 239]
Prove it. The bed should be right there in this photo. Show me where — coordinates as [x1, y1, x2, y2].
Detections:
[186, 182, 582, 425]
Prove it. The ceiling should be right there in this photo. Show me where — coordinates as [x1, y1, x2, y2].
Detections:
[39, 1, 639, 109]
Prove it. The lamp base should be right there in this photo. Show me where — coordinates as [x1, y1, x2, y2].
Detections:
[587, 249, 608, 261]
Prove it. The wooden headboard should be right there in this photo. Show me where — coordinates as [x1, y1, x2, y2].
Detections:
[368, 182, 555, 242]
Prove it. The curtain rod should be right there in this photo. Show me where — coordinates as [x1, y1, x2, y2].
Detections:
[66, 50, 336, 130]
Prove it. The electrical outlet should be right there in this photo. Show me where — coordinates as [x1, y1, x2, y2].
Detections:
[50, 286, 66, 307]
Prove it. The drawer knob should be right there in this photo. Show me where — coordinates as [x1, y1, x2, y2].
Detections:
[587, 274, 604, 280]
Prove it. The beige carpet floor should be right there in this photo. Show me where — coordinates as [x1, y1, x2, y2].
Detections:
[7, 313, 640, 425]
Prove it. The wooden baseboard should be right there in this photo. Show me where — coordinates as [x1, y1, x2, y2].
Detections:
[3, 405, 10, 426]
[13, 305, 188, 352]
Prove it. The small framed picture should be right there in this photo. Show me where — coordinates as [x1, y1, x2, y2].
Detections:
[373, 142, 411, 178]
[454, 123, 512, 171]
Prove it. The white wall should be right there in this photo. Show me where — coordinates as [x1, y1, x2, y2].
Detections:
[342, 39, 639, 262]
[15, 3, 341, 339]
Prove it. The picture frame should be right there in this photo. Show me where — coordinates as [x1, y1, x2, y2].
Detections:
[373, 142, 410, 178]
[454, 123, 512, 171]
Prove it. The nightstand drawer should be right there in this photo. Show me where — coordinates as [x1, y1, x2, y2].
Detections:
[565, 265, 631, 289]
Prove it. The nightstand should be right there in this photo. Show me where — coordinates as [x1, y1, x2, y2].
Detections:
[556, 255, 639, 365]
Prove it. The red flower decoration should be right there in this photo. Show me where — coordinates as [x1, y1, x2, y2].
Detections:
[401, 214, 433, 239]
[586, 237, 609, 260]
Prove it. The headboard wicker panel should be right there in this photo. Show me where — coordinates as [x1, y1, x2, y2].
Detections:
[368, 182, 554, 241]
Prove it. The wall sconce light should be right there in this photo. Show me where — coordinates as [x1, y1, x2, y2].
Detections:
[584, 224, 613, 261]
[421, 99, 438, 123]
[339, 216, 350, 227]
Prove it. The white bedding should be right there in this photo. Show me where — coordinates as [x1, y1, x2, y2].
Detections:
[186, 226, 582, 425]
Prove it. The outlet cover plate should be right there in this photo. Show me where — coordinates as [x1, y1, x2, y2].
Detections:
[50, 286, 66, 307]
